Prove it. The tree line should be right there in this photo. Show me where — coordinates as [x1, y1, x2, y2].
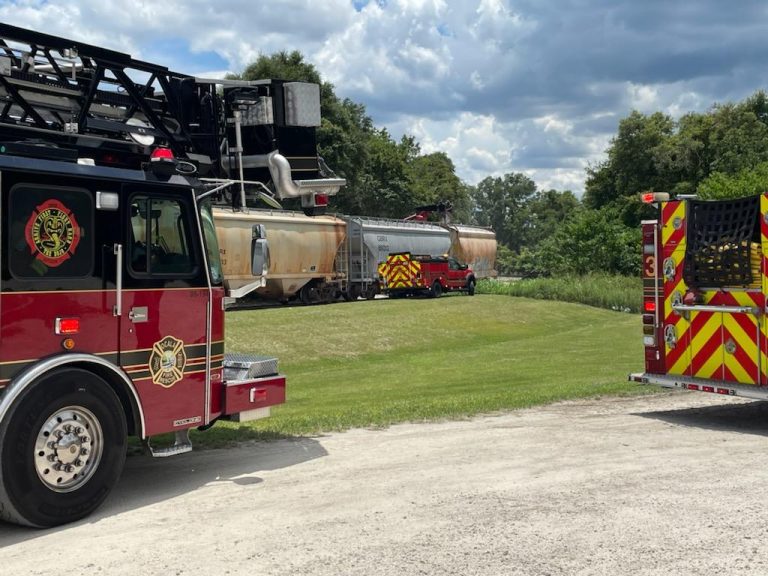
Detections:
[236, 52, 768, 277]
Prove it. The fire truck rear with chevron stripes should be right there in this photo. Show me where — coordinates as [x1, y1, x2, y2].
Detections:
[629, 192, 768, 398]
[378, 252, 476, 298]
[0, 25, 344, 527]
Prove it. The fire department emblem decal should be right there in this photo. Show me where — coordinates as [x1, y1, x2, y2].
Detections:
[25, 199, 81, 267]
[149, 336, 187, 388]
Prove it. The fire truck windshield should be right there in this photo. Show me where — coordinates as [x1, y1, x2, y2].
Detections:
[198, 200, 223, 286]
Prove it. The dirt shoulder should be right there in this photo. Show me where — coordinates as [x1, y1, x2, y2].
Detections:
[3, 391, 768, 575]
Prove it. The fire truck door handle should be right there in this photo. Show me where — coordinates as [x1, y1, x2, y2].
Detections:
[129, 307, 148, 323]
[113, 243, 123, 317]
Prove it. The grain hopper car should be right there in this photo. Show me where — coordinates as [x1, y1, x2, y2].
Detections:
[214, 207, 346, 304]
[445, 224, 498, 280]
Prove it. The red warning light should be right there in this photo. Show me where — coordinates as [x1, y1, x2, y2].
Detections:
[150, 147, 175, 161]
[55, 317, 80, 335]
[640, 192, 670, 204]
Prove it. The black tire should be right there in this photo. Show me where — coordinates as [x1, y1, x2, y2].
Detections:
[0, 368, 127, 527]
[430, 281, 443, 298]
[467, 278, 476, 296]
[364, 286, 378, 300]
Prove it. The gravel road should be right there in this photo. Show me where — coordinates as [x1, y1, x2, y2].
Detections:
[3, 391, 768, 575]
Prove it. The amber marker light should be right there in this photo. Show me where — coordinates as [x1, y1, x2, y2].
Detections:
[61, 338, 76, 350]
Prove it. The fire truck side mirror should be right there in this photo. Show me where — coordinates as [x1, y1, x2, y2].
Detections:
[251, 238, 269, 277]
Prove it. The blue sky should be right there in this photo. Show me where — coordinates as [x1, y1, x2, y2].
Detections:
[1, 0, 767, 195]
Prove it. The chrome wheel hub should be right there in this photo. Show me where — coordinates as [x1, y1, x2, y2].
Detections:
[34, 406, 103, 493]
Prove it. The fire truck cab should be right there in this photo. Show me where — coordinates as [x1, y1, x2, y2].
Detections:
[0, 151, 289, 528]
[0, 24, 344, 527]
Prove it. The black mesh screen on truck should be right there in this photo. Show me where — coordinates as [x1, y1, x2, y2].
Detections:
[683, 196, 760, 288]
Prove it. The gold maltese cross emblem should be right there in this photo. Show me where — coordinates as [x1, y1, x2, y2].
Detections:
[149, 335, 187, 388]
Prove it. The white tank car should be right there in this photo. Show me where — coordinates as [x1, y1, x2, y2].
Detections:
[445, 225, 498, 279]
[213, 207, 346, 303]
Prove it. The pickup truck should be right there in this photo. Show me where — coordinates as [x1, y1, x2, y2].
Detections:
[378, 252, 476, 297]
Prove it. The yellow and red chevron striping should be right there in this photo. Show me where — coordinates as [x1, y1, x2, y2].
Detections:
[690, 310, 722, 379]
[762, 195, 768, 248]
[686, 291, 762, 384]
[662, 251, 691, 376]
[661, 201, 686, 250]
[379, 254, 421, 289]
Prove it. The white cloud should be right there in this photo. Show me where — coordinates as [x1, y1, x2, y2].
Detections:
[627, 83, 661, 112]
[2, 0, 767, 198]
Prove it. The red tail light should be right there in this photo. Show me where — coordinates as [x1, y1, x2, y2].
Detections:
[644, 301, 656, 313]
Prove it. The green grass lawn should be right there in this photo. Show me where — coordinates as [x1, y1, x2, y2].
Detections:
[193, 294, 649, 446]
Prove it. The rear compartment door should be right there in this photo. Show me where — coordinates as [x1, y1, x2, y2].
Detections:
[688, 292, 761, 383]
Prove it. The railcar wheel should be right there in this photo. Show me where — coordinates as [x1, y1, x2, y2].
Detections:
[299, 283, 319, 305]
[349, 284, 362, 301]
[0, 368, 127, 527]
[430, 281, 443, 298]
[467, 279, 476, 296]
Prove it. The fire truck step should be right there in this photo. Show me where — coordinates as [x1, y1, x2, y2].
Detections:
[145, 429, 193, 458]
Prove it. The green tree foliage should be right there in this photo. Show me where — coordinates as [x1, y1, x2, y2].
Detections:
[586, 91, 768, 225]
[524, 189, 580, 247]
[698, 161, 768, 199]
[472, 173, 537, 251]
[584, 111, 673, 208]
[536, 207, 641, 276]
[406, 152, 471, 222]
[344, 130, 420, 217]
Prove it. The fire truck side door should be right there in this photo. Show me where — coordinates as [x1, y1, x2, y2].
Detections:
[118, 189, 210, 437]
[446, 257, 466, 288]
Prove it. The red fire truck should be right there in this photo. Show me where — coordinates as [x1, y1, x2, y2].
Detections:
[378, 252, 476, 297]
[0, 25, 344, 527]
[629, 192, 768, 400]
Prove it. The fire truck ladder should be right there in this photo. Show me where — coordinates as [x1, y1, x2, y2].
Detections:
[0, 24, 344, 212]
[0, 23, 222, 172]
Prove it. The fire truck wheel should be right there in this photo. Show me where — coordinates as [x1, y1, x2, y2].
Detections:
[467, 279, 476, 296]
[430, 281, 443, 298]
[0, 368, 127, 527]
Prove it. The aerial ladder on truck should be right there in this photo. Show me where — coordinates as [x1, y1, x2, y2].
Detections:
[0, 23, 344, 527]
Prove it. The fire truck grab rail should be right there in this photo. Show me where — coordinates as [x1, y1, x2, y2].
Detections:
[671, 303, 763, 316]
